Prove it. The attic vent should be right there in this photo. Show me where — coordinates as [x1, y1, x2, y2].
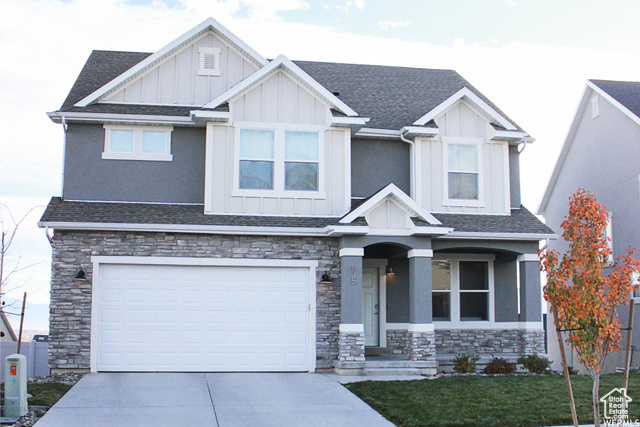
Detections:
[198, 47, 221, 76]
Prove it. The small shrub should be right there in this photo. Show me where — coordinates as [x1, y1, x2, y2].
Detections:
[452, 353, 479, 374]
[483, 357, 516, 374]
[517, 354, 552, 374]
[568, 366, 578, 375]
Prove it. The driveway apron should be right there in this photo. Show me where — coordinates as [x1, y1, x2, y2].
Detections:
[35, 372, 393, 426]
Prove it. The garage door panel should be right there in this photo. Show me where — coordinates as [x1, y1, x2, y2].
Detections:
[96, 263, 311, 372]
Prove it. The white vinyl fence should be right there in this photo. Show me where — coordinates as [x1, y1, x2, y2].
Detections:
[0, 342, 49, 381]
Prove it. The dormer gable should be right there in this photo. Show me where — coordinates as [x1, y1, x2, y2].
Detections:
[75, 18, 267, 108]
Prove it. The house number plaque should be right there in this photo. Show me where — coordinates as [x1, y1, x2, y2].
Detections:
[351, 265, 357, 285]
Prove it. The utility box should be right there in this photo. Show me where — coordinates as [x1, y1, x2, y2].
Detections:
[4, 354, 28, 418]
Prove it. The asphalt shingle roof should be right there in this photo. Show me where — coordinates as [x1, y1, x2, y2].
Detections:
[40, 198, 553, 236]
[590, 80, 640, 120]
[54, 50, 524, 131]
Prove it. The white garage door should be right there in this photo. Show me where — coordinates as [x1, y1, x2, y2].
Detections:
[93, 262, 312, 372]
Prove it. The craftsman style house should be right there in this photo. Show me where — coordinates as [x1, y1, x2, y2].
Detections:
[40, 18, 553, 374]
[539, 79, 640, 373]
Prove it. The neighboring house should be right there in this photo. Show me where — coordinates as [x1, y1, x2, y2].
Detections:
[1, 310, 18, 342]
[539, 79, 640, 373]
[39, 18, 554, 375]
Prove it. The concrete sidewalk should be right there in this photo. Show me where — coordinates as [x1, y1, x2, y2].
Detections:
[35, 372, 393, 426]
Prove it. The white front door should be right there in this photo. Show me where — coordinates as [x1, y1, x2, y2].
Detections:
[362, 267, 380, 346]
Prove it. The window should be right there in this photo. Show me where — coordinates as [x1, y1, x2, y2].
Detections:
[236, 126, 323, 195]
[432, 260, 451, 321]
[198, 47, 221, 76]
[432, 256, 493, 323]
[102, 125, 173, 161]
[448, 143, 479, 200]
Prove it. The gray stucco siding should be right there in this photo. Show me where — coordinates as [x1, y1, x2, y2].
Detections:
[351, 137, 410, 197]
[509, 145, 521, 208]
[63, 124, 205, 203]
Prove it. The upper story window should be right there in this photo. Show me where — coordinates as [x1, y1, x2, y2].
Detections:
[198, 47, 221, 76]
[443, 137, 484, 207]
[102, 125, 173, 161]
[235, 125, 324, 196]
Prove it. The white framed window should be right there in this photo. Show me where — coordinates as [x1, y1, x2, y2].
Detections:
[198, 47, 221, 76]
[234, 124, 325, 197]
[443, 137, 484, 207]
[102, 125, 173, 161]
[432, 254, 494, 325]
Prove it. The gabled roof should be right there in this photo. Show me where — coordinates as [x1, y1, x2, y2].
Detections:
[203, 54, 359, 117]
[1, 310, 17, 341]
[339, 183, 441, 225]
[412, 87, 517, 131]
[538, 79, 640, 215]
[75, 18, 267, 107]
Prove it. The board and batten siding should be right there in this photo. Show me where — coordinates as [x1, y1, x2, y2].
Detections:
[416, 101, 511, 214]
[104, 32, 259, 106]
[205, 71, 350, 216]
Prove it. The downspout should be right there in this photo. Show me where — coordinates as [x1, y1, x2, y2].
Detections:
[518, 136, 533, 153]
[399, 132, 416, 199]
[44, 226, 53, 246]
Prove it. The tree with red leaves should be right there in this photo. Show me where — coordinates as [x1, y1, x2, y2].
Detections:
[540, 189, 640, 426]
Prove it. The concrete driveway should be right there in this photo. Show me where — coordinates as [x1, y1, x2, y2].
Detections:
[35, 373, 394, 426]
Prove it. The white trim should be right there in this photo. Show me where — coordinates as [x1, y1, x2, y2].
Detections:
[354, 128, 402, 139]
[76, 18, 267, 107]
[203, 55, 358, 117]
[190, 110, 230, 121]
[326, 225, 370, 235]
[90, 256, 316, 373]
[491, 130, 530, 141]
[48, 111, 194, 125]
[517, 254, 539, 262]
[407, 249, 434, 258]
[413, 87, 517, 131]
[340, 183, 442, 225]
[414, 227, 455, 235]
[339, 323, 365, 333]
[503, 142, 511, 213]
[442, 232, 557, 240]
[400, 126, 439, 137]
[386, 322, 544, 330]
[407, 323, 435, 332]
[339, 248, 364, 257]
[331, 116, 370, 127]
[344, 129, 352, 214]
[39, 221, 328, 236]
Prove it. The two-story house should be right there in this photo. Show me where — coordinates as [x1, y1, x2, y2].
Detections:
[539, 79, 640, 373]
[39, 18, 554, 375]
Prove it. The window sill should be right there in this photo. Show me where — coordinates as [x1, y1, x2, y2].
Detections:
[442, 198, 486, 208]
[102, 152, 173, 162]
[231, 189, 327, 199]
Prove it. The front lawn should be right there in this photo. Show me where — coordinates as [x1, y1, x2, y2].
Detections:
[346, 373, 640, 427]
[27, 382, 73, 407]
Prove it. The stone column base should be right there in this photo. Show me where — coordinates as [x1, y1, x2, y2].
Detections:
[408, 328, 436, 362]
[338, 324, 365, 362]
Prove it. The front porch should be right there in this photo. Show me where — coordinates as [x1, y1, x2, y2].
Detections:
[333, 236, 545, 376]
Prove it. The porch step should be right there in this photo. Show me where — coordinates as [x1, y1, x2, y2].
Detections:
[364, 367, 422, 376]
[364, 359, 435, 369]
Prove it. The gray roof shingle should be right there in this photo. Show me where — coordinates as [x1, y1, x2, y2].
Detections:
[590, 80, 640, 120]
[40, 198, 553, 236]
[54, 50, 524, 131]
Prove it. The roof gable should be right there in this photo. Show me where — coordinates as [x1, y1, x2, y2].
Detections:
[203, 55, 358, 117]
[75, 18, 267, 107]
[413, 87, 516, 131]
[340, 184, 441, 225]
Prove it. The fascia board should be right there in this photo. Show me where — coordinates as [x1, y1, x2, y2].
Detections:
[413, 87, 517, 131]
[190, 110, 230, 121]
[325, 225, 370, 235]
[401, 126, 439, 137]
[537, 83, 592, 215]
[37, 221, 328, 236]
[203, 55, 358, 117]
[331, 117, 370, 126]
[47, 111, 195, 125]
[589, 80, 640, 127]
[339, 183, 442, 225]
[491, 130, 529, 141]
[74, 18, 267, 107]
[440, 232, 558, 241]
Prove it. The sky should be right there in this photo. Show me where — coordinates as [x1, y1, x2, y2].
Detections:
[1, 0, 640, 330]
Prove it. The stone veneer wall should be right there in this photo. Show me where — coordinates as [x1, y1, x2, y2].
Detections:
[388, 328, 546, 356]
[49, 231, 341, 371]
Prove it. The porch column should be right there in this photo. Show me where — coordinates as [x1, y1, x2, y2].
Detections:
[518, 254, 545, 355]
[407, 249, 436, 364]
[339, 248, 364, 362]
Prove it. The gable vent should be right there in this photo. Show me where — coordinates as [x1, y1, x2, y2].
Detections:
[198, 47, 221, 76]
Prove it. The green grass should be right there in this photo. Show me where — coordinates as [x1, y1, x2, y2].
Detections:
[346, 373, 640, 427]
[26, 383, 73, 407]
